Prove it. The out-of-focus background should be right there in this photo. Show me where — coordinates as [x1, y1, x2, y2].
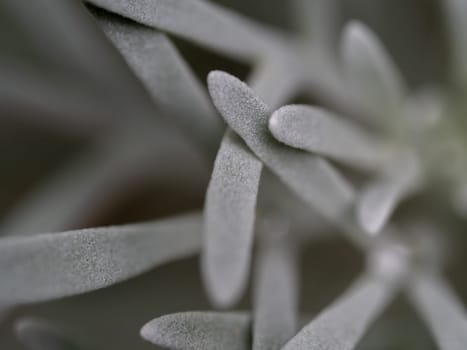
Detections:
[0, 0, 465, 349]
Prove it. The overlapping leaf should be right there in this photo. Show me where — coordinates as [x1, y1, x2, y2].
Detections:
[85, 0, 285, 62]
[207, 70, 370, 248]
[269, 105, 391, 171]
[97, 13, 223, 154]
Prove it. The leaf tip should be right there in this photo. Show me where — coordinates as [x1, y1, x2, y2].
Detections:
[139, 321, 155, 343]
[341, 20, 373, 58]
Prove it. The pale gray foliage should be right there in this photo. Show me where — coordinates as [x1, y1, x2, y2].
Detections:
[140, 312, 251, 350]
[201, 48, 305, 307]
[291, 0, 339, 50]
[1, 126, 208, 236]
[202, 130, 262, 307]
[15, 318, 88, 350]
[207, 70, 371, 248]
[98, 14, 223, 154]
[357, 153, 421, 235]
[2, 0, 119, 85]
[253, 225, 298, 350]
[341, 21, 406, 126]
[269, 105, 390, 171]
[409, 274, 467, 350]
[442, 0, 467, 86]
[1, 0, 161, 134]
[256, 171, 329, 241]
[282, 275, 396, 350]
[85, 0, 284, 62]
[2, 1, 467, 349]
[248, 54, 305, 109]
[0, 212, 201, 304]
[0, 61, 111, 133]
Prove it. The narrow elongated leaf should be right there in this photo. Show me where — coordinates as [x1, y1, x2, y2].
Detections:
[98, 15, 222, 154]
[291, 0, 338, 49]
[201, 49, 306, 306]
[202, 130, 262, 307]
[248, 54, 304, 109]
[442, 0, 467, 86]
[402, 88, 443, 132]
[269, 105, 391, 171]
[244, 22, 357, 126]
[357, 153, 421, 235]
[452, 182, 467, 217]
[0, 61, 111, 134]
[0, 212, 202, 304]
[15, 318, 88, 350]
[1, 125, 207, 236]
[253, 225, 298, 350]
[357, 182, 402, 235]
[341, 21, 406, 125]
[2, 0, 161, 134]
[409, 274, 467, 350]
[85, 0, 284, 62]
[282, 275, 396, 350]
[257, 171, 329, 240]
[2, 0, 116, 83]
[207, 71, 369, 248]
[140, 312, 251, 350]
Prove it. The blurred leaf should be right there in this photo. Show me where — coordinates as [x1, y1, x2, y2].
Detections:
[409, 274, 467, 350]
[282, 275, 396, 350]
[15, 317, 90, 350]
